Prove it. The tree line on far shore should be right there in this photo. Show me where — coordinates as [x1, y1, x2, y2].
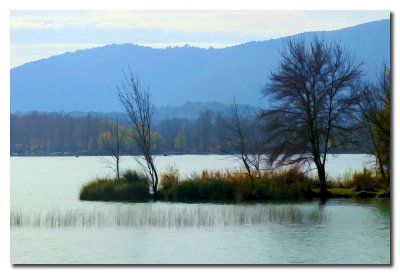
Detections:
[10, 107, 371, 158]
[10, 109, 263, 156]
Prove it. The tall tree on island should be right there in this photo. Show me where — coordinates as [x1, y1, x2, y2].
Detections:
[117, 70, 159, 201]
[261, 37, 363, 199]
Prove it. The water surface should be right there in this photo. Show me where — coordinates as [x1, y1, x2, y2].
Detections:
[10, 155, 389, 264]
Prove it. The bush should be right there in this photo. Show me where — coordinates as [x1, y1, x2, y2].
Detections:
[80, 170, 150, 202]
[113, 182, 149, 201]
[270, 166, 307, 186]
[166, 178, 235, 202]
[265, 181, 311, 200]
[351, 168, 381, 191]
[327, 171, 353, 188]
[159, 167, 318, 202]
[122, 170, 148, 184]
[80, 178, 116, 201]
[259, 167, 316, 200]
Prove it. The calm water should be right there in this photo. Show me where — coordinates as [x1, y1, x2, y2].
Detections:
[10, 155, 390, 264]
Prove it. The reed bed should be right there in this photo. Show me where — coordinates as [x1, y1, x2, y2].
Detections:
[11, 204, 326, 228]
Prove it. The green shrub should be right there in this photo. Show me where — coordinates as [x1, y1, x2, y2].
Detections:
[271, 166, 306, 186]
[122, 170, 148, 184]
[168, 178, 235, 202]
[80, 178, 116, 201]
[80, 173, 149, 202]
[261, 167, 316, 200]
[265, 182, 310, 200]
[253, 182, 270, 200]
[113, 182, 149, 201]
[351, 168, 381, 191]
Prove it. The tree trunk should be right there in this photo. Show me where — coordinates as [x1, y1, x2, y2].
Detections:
[150, 160, 158, 202]
[317, 166, 329, 200]
[242, 158, 255, 185]
[152, 188, 158, 202]
[376, 154, 386, 178]
[116, 157, 120, 180]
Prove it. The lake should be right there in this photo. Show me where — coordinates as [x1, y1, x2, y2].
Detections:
[10, 155, 390, 264]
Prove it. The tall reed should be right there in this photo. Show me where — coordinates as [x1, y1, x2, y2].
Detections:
[11, 204, 326, 228]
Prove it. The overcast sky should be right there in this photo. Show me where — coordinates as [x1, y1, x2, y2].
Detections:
[10, 10, 390, 68]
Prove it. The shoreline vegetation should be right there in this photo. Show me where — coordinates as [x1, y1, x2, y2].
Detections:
[79, 166, 390, 203]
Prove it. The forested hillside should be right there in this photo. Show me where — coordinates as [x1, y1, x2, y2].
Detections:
[11, 20, 390, 112]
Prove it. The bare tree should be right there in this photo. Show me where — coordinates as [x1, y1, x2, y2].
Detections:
[225, 98, 264, 184]
[261, 37, 363, 199]
[117, 70, 159, 201]
[100, 117, 125, 180]
[359, 67, 390, 178]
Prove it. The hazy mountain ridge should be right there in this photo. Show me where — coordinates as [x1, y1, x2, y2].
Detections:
[11, 20, 390, 112]
[12, 101, 258, 121]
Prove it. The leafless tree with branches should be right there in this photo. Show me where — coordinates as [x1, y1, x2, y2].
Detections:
[117, 70, 159, 201]
[261, 37, 363, 199]
[225, 97, 264, 184]
[100, 117, 125, 180]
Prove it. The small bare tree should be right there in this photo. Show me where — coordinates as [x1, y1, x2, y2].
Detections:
[261, 37, 363, 199]
[225, 98, 264, 184]
[117, 70, 159, 201]
[100, 117, 125, 180]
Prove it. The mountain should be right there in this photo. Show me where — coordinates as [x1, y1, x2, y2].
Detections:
[10, 20, 390, 112]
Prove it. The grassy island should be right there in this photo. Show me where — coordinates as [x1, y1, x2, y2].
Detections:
[79, 166, 390, 203]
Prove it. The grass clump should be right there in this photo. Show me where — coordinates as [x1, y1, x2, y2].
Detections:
[326, 168, 390, 198]
[326, 188, 355, 198]
[262, 166, 318, 200]
[159, 164, 180, 191]
[332, 168, 390, 191]
[80, 170, 149, 202]
[160, 167, 318, 202]
[159, 166, 389, 202]
[162, 178, 235, 201]
[350, 168, 387, 192]
[122, 170, 148, 184]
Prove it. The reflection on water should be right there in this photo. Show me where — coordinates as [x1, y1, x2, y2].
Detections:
[11, 199, 390, 264]
[10, 156, 390, 264]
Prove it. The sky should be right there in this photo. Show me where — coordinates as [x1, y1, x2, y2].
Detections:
[10, 10, 390, 68]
